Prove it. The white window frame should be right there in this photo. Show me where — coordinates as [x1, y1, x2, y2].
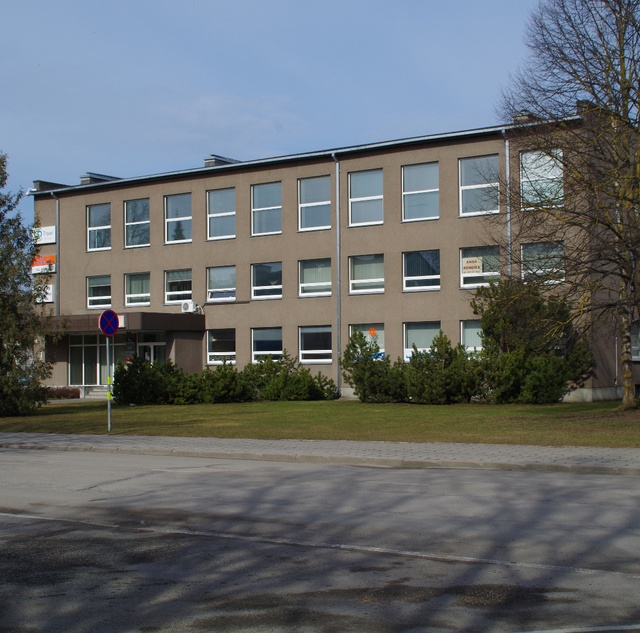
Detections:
[165, 269, 192, 304]
[299, 325, 332, 364]
[459, 155, 500, 217]
[165, 193, 192, 244]
[350, 323, 385, 358]
[87, 275, 111, 309]
[299, 175, 331, 231]
[402, 162, 439, 222]
[252, 327, 283, 363]
[87, 203, 111, 251]
[521, 242, 565, 283]
[404, 321, 441, 360]
[207, 329, 236, 365]
[299, 258, 331, 297]
[207, 265, 236, 302]
[124, 198, 150, 248]
[631, 323, 640, 361]
[349, 254, 384, 294]
[349, 169, 383, 226]
[124, 272, 150, 307]
[252, 262, 282, 300]
[520, 149, 564, 209]
[461, 320, 483, 353]
[207, 187, 236, 240]
[460, 246, 500, 288]
[252, 182, 282, 236]
[403, 250, 441, 291]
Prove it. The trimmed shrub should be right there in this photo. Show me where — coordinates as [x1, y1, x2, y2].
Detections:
[405, 332, 481, 405]
[113, 356, 165, 405]
[341, 331, 407, 403]
[113, 352, 336, 405]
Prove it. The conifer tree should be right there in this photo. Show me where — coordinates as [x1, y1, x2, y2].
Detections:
[0, 152, 54, 415]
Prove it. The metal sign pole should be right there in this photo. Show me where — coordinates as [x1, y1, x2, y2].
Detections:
[106, 335, 112, 432]
[98, 309, 119, 434]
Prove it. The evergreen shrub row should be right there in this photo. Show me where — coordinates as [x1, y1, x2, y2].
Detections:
[341, 328, 590, 406]
[113, 351, 337, 405]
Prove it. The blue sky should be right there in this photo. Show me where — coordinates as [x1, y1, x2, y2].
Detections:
[1, 0, 539, 222]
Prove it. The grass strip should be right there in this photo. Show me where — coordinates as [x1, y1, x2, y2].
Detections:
[0, 399, 639, 448]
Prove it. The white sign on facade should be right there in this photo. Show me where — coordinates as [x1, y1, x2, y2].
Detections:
[462, 257, 483, 275]
[36, 284, 55, 303]
[32, 225, 57, 245]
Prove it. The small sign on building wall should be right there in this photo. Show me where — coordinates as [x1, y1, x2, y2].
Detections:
[461, 257, 483, 275]
[31, 255, 56, 274]
[36, 284, 55, 303]
[32, 226, 56, 245]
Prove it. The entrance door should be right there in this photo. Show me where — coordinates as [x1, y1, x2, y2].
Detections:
[138, 343, 166, 364]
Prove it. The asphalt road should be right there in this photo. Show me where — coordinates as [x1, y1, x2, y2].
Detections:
[1, 448, 640, 632]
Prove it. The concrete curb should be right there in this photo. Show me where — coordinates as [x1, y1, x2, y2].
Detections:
[3, 437, 640, 476]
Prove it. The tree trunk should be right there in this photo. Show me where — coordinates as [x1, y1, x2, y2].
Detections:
[619, 311, 637, 410]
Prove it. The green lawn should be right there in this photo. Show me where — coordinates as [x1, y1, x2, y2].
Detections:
[1, 399, 639, 447]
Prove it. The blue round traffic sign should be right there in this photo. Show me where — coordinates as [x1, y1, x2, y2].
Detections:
[98, 309, 120, 337]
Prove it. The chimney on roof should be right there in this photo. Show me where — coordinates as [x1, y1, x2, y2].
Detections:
[204, 154, 241, 168]
[513, 111, 540, 125]
[31, 179, 69, 193]
[80, 172, 120, 185]
[576, 100, 596, 115]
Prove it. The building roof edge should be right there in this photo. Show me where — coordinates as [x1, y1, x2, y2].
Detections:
[33, 120, 575, 197]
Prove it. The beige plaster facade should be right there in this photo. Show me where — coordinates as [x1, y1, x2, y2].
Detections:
[31, 124, 630, 399]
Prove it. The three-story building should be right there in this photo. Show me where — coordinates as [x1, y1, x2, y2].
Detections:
[31, 122, 626, 400]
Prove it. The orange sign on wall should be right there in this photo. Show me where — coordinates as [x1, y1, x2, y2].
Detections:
[31, 255, 56, 274]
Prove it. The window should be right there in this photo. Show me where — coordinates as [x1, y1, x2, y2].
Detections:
[207, 265, 236, 302]
[350, 323, 385, 357]
[165, 193, 192, 243]
[87, 275, 111, 308]
[299, 326, 332, 363]
[404, 321, 440, 359]
[631, 323, 640, 361]
[459, 155, 499, 215]
[402, 163, 439, 221]
[207, 187, 236, 239]
[252, 262, 282, 299]
[165, 269, 192, 303]
[207, 329, 236, 365]
[462, 320, 483, 352]
[299, 175, 331, 231]
[125, 272, 150, 306]
[349, 254, 384, 294]
[520, 149, 563, 208]
[87, 203, 111, 251]
[522, 242, 565, 282]
[349, 169, 383, 225]
[69, 333, 127, 386]
[252, 327, 283, 362]
[252, 182, 282, 235]
[299, 258, 331, 296]
[403, 250, 440, 291]
[460, 246, 500, 287]
[124, 198, 150, 247]
[138, 332, 166, 364]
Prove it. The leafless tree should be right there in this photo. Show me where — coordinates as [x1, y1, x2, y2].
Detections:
[500, 0, 640, 408]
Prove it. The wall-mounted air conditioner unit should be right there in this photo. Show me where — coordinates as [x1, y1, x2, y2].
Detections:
[181, 300, 197, 314]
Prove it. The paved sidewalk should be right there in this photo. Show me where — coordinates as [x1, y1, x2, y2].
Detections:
[2, 432, 640, 475]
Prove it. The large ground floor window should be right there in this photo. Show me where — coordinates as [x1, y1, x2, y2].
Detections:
[69, 333, 127, 386]
[69, 332, 166, 385]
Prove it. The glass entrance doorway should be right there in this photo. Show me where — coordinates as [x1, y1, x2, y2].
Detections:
[137, 343, 166, 364]
[137, 332, 166, 364]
